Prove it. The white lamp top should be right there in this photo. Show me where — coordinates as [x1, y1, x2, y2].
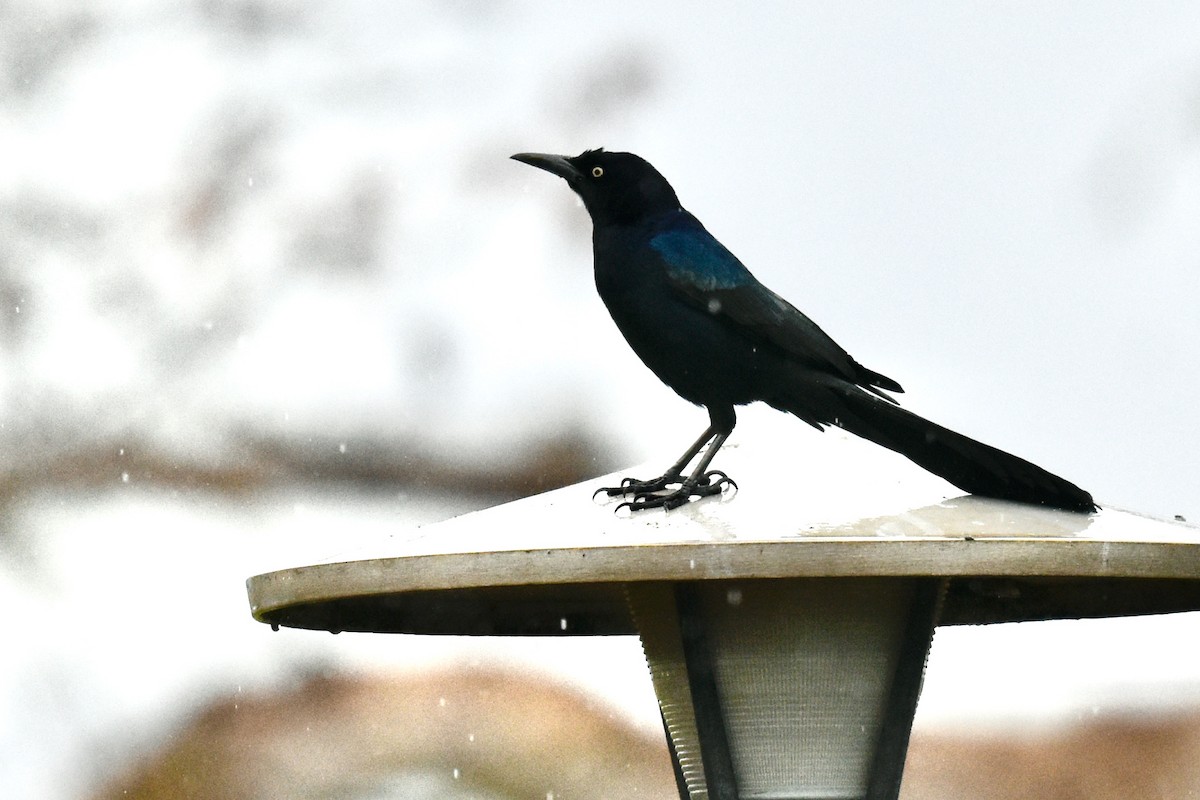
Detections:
[247, 431, 1200, 634]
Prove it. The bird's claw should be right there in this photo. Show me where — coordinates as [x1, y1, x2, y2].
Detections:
[607, 470, 737, 513]
[593, 473, 680, 501]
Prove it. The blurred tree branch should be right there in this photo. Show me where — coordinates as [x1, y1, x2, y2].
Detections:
[0, 428, 614, 506]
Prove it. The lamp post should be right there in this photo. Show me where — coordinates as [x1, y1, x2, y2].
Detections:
[247, 434, 1200, 800]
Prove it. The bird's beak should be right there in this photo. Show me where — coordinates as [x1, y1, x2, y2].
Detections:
[511, 152, 583, 182]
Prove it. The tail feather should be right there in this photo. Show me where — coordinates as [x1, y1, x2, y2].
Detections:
[825, 389, 1095, 512]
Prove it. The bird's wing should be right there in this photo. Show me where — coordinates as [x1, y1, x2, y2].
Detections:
[651, 226, 902, 394]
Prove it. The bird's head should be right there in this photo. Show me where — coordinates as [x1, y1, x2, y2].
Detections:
[511, 149, 680, 225]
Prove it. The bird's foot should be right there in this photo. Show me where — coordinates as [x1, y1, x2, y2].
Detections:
[592, 473, 681, 501]
[604, 470, 736, 513]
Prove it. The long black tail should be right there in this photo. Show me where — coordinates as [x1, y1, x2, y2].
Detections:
[825, 389, 1095, 512]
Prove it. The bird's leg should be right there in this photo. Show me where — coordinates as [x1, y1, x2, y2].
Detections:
[612, 432, 738, 513]
[594, 426, 718, 501]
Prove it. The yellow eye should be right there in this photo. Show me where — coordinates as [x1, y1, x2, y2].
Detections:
[591, 166, 604, 178]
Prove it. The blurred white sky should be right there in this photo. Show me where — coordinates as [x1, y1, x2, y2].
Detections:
[3, 0, 1198, 515]
[3, 2, 1200, 797]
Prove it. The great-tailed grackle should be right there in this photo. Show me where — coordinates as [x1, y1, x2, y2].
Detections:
[512, 149, 1095, 513]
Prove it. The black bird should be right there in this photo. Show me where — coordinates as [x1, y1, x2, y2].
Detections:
[512, 149, 1095, 513]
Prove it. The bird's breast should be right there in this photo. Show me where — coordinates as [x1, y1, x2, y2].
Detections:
[591, 230, 771, 408]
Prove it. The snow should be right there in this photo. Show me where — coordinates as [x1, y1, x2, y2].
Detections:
[3, 1, 1200, 796]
